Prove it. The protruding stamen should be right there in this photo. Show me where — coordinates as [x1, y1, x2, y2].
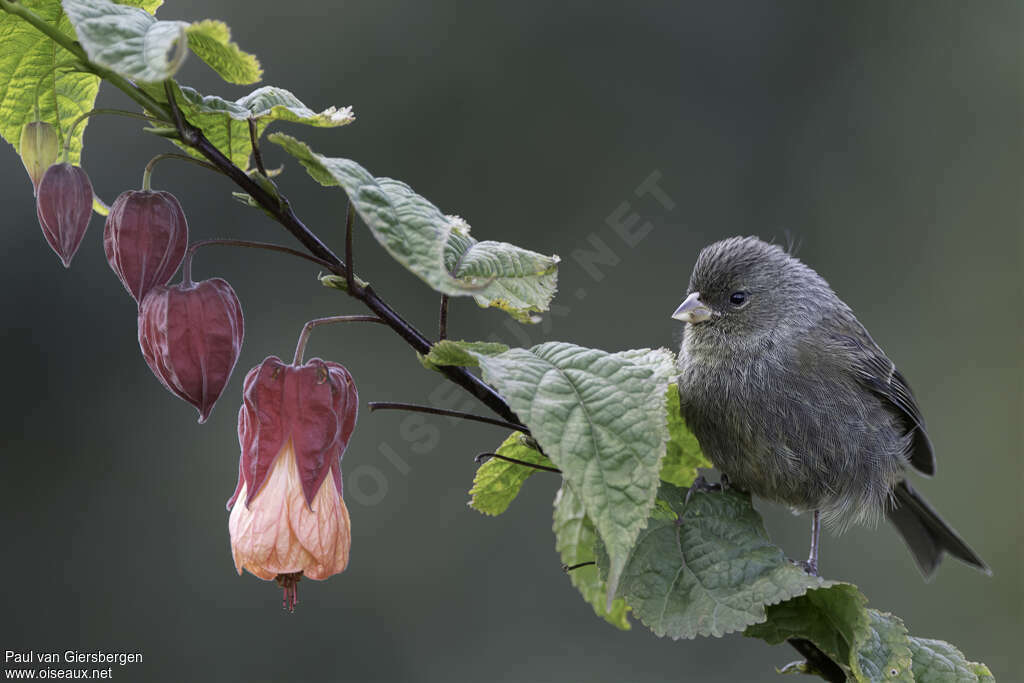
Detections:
[275, 571, 303, 613]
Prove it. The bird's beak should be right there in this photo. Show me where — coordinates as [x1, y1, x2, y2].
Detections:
[671, 292, 712, 323]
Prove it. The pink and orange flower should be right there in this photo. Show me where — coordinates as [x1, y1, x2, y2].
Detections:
[227, 356, 357, 610]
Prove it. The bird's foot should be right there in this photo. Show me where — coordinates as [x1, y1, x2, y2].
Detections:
[685, 474, 722, 505]
[796, 559, 819, 577]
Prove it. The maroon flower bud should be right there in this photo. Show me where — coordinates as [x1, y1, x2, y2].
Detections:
[104, 190, 188, 304]
[35, 163, 93, 268]
[19, 121, 59, 195]
[138, 278, 244, 423]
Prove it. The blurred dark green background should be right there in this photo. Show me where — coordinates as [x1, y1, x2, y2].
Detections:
[1, 1, 1020, 681]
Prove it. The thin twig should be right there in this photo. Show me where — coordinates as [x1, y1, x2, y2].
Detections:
[293, 315, 387, 365]
[562, 562, 595, 572]
[248, 118, 267, 176]
[344, 202, 357, 294]
[184, 239, 338, 283]
[63, 108, 171, 163]
[143, 153, 225, 190]
[438, 295, 449, 340]
[368, 401, 529, 434]
[474, 452, 560, 473]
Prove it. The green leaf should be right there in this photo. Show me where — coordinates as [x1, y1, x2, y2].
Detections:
[660, 384, 710, 487]
[185, 19, 261, 84]
[62, 0, 260, 84]
[468, 433, 546, 516]
[151, 83, 354, 170]
[908, 637, 995, 683]
[419, 339, 509, 370]
[745, 583, 868, 666]
[467, 342, 675, 606]
[552, 483, 631, 630]
[62, 0, 188, 83]
[857, 610, 913, 683]
[745, 583, 993, 682]
[600, 485, 825, 640]
[0, 0, 157, 167]
[269, 133, 560, 323]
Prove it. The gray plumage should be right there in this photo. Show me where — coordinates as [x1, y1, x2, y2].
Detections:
[674, 236, 987, 577]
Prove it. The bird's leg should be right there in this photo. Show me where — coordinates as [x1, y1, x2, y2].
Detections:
[799, 510, 821, 576]
[684, 474, 722, 505]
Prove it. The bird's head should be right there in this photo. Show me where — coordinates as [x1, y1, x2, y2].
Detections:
[672, 236, 831, 351]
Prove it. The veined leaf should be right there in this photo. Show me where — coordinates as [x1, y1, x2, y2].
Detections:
[467, 342, 675, 606]
[599, 485, 826, 640]
[857, 610, 914, 682]
[185, 19, 260, 84]
[468, 432, 546, 516]
[908, 637, 996, 683]
[747, 582, 992, 682]
[0, 0, 158, 167]
[553, 484, 630, 630]
[269, 133, 560, 323]
[63, 0, 259, 84]
[62, 0, 187, 83]
[149, 82, 354, 170]
[419, 339, 508, 370]
[660, 384, 710, 487]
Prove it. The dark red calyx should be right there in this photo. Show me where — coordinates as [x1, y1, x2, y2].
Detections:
[138, 278, 244, 423]
[35, 163, 94, 268]
[227, 356, 358, 510]
[104, 190, 189, 304]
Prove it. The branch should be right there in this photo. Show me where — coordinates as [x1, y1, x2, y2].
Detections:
[0, 0, 520, 426]
[368, 401, 530, 434]
[786, 638, 846, 682]
[157, 82, 521, 424]
[474, 452, 560, 473]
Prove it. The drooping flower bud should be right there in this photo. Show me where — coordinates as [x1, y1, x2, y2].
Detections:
[19, 121, 59, 194]
[227, 356, 358, 610]
[35, 163, 93, 268]
[104, 190, 188, 304]
[137, 278, 244, 423]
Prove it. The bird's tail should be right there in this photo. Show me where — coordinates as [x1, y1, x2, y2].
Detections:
[886, 480, 990, 579]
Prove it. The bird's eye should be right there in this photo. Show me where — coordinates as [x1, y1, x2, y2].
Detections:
[729, 291, 747, 306]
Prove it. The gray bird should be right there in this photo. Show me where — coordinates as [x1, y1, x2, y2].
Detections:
[672, 236, 988, 577]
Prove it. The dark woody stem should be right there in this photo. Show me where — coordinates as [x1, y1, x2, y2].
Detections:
[158, 80, 520, 424]
[182, 238, 337, 285]
[344, 203, 358, 295]
[438, 295, 449, 340]
[248, 118, 268, 176]
[368, 401, 530, 435]
[474, 452, 560, 473]
[293, 316, 388, 365]
[786, 639, 846, 683]
[143, 153, 224, 191]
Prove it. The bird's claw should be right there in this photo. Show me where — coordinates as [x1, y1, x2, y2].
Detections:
[796, 559, 819, 577]
[685, 474, 722, 505]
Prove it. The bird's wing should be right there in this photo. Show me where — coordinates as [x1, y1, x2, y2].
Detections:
[829, 315, 936, 476]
